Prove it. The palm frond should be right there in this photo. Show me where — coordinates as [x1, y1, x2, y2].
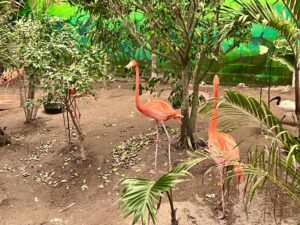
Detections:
[272, 53, 295, 72]
[241, 146, 300, 207]
[225, 0, 298, 54]
[117, 154, 208, 225]
[270, 39, 296, 72]
[281, 0, 300, 29]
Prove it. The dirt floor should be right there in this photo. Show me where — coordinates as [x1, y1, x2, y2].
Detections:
[0, 81, 299, 225]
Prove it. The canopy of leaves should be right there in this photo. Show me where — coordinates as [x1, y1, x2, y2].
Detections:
[81, 0, 251, 66]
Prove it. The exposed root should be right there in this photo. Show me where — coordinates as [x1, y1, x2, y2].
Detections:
[177, 133, 207, 150]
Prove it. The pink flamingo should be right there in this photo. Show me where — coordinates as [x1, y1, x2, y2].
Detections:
[208, 75, 243, 219]
[0, 67, 25, 91]
[125, 60, 182, 173]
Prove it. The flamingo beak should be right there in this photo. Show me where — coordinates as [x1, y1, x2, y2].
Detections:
[124, 65, 131, 72]
[125, 60, 136, 72]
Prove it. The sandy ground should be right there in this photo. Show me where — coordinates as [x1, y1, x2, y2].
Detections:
[0, 81, 299, 225]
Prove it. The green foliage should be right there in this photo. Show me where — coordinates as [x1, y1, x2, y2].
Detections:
[271, 39, 296, 72]
[43, 43, 107, 101]
[0, 0, 22, 68]
[241, 146, 300, 208]
[118, 153, 208, 225]
[228, 0, 299, 57]
[12, 17, 56, 75]
[0, 24, 14, 68]
[10, 16, 107, 103]
[27, 0, 58, 14]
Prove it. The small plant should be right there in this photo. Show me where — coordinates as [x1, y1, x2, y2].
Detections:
[117, 154, 207, 225]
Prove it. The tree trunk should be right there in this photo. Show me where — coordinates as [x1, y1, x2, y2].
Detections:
[295, 64, 300, 136]
[151, 52, 157, 78]
[188, 61, 213, 148]
[65, 95, 86, 160]
[189, 73, 206, 148]
[150, 20, 157, 78]
[178, 66, 193, 149]
[177, 64, 208, 149]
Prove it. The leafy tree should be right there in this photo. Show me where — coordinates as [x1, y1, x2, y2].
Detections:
[24, 16, 107, 159]
[41, 34, 107, 159]
[81, 0, 249, 149]
[227, 0, 300, 135]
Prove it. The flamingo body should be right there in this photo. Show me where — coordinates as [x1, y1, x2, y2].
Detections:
[208, 131, 239, 165]
[0, 67, 24, 84]
[139, 99, 182, 122]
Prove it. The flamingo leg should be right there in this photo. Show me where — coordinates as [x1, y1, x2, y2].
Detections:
[162, 122, 172, 171]
[149, 121, 160, 174]
[4, 82, 9, 97]
[154, 121, 159, 171]
[219, 165, 226, 220]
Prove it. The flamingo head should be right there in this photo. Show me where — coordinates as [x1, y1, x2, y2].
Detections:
[213, 75, 219, 86]
[125, 60, 138, 72]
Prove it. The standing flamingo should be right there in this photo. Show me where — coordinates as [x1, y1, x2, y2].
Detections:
[125, 60, 182, 173]
[208, 75, 243, 219]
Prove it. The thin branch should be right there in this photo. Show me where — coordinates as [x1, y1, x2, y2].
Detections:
[114, 10, 177, 63]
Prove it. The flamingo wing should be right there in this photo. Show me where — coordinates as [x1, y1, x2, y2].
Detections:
[142, 99, 181, 122]
[208, 131, 240, 164]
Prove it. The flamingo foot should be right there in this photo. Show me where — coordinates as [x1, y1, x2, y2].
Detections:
[148, 169, 157, 175]
[218, 211, 226, 220]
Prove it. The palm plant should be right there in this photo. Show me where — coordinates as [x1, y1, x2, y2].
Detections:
[226, 0, 300, 135]
[242, 146, 300, 208]
[200, 90, 300, 211]
[117, 153, 208, 225]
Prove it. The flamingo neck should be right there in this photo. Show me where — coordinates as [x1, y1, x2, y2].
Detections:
[209, 84, 218, 133]
[135, 65, 143, 111]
